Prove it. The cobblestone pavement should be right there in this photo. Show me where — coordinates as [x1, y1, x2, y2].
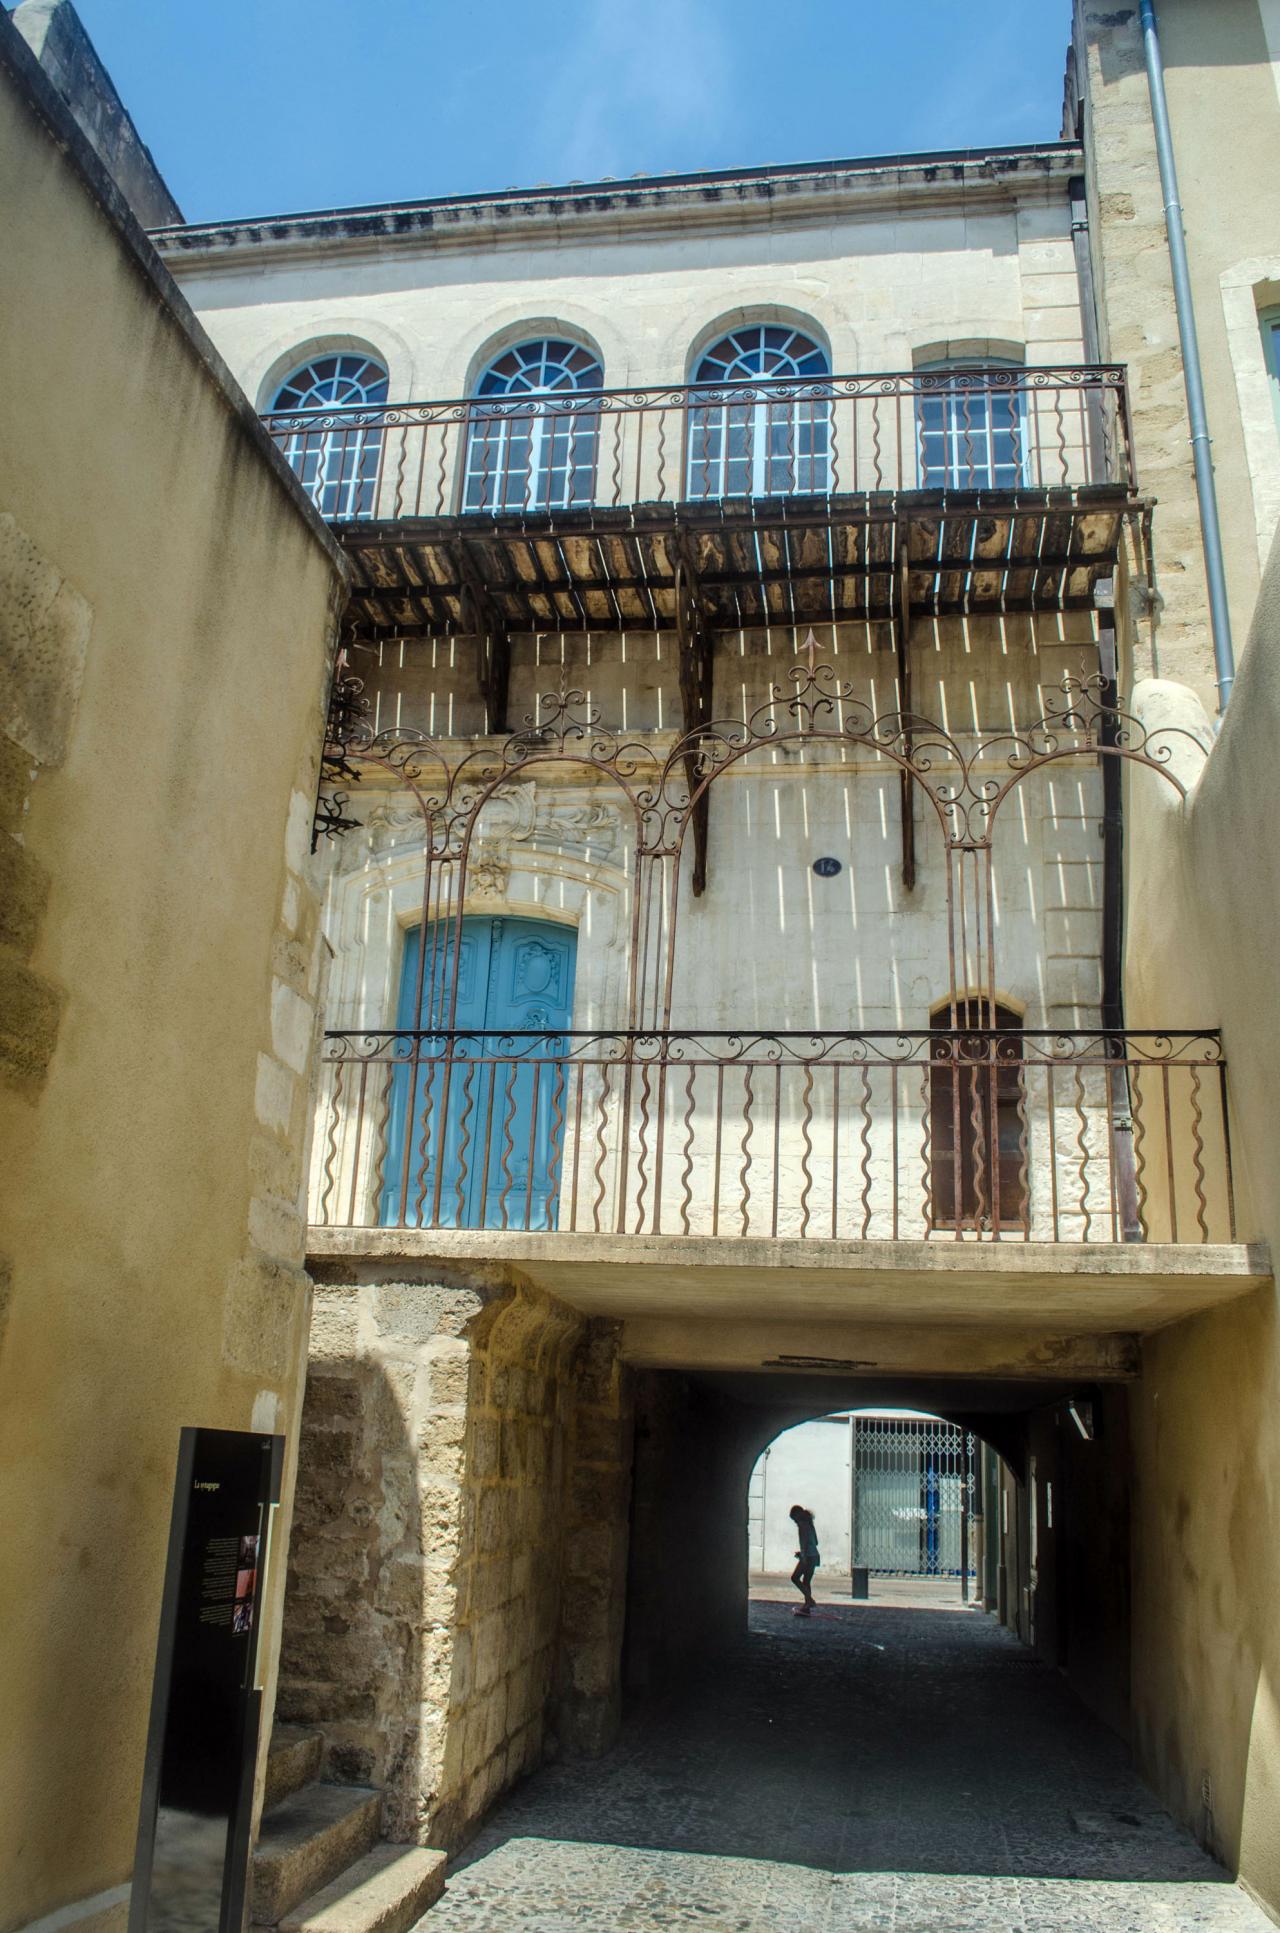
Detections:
[421, 1603, 1274, 1931]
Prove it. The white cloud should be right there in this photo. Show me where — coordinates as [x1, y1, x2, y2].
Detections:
[531, 0, 736, 182]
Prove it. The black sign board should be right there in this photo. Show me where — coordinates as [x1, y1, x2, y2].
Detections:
[812, 855, 842, 878]
[130, 1428, 284, 1933]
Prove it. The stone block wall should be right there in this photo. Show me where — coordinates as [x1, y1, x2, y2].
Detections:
[278, 1273, 633, 1850]
[1068, 1, 1217, 705]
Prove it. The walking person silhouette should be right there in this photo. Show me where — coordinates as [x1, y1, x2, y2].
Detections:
[789, 1503, 819, 1615]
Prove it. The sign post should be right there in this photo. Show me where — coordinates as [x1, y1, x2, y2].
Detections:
[130, 1427, 284, 1933]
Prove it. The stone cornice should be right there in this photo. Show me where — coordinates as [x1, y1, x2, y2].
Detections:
[152, 143, 1081, 273]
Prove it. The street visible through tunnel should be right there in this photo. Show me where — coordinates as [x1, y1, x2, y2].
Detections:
[421, 1600, 1270, 1931]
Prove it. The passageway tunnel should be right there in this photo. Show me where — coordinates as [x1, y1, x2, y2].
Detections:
[619, 1364, 1131, 1743]
[417, 1361, 1263, 1931]
[274, 1281, 1270, 1930]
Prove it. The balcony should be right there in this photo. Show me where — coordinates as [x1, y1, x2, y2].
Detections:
[265, 366, 1139, 645]
[300, 628, 1268, 1345]
[309, 1025, 1229, 1245]
[303, 1024, 1271, 1341]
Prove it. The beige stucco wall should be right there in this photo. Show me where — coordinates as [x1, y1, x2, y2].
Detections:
[0, 25, 344, 1932]
[1123, 545, 1280, 1915]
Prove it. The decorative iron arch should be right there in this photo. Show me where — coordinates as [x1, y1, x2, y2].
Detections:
[318, 630, 1207, 1036]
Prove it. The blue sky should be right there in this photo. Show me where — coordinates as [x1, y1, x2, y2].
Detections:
[71, 0, 1074, 225]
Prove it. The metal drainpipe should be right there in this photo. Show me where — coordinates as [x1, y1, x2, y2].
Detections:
[1139, 0, 1236, 710]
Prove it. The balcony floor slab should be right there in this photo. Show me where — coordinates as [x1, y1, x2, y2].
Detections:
[340, 486, 1133, 637]
[306, 1229, 1269, 1336]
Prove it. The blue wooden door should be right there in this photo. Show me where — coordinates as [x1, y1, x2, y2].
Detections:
[381, 917, 575, 1229]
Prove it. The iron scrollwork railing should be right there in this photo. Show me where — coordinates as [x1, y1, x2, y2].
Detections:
[264, 365, 1135, 522]
[310, 1026, 1230, 1247]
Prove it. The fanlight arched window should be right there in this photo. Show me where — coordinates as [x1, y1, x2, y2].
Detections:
[463, 338, 604, 513]
[270, 352, 389, 519]
[686, 323, 831, 499]
[915, 359, 1028, 491]
[929, 1000, 1026, 1232]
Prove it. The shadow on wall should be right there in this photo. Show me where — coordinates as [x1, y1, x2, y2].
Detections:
[624, 1375, 776, 1694]
[275, 1278, 632, 1851]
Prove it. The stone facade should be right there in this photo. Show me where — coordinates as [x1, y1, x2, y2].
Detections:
[1066, 3, 1212, 701]
[279, 1276, 631, 1851]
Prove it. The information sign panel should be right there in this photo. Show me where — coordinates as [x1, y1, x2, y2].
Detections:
[130, 1427, 284, 1933]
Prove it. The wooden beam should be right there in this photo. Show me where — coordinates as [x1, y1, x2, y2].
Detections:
[456, 541, 512, 732]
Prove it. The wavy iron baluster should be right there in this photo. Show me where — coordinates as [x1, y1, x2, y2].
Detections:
[412, 1056, 436, 1227]
[546, 1060, 567, 1232]
[634, 1062, 653, 1235]
[770, 1063, 782, 1238]
[1161, 1065, 1178, 1243]
[890, 1064, 899, 1241]
[523, 1062, 542, 1232]
[920, 1064, 933, 1238]
[1189, 1066, 1209, 1242]
[592, 1065, 612, 1234]
[369, 1059, 394, 1222]
[392, 425, 408, 518]
[969, 1063, 988, 1238]
[798, 1066, 814, 1239]
[739, 1066, 755, 1238]
[347, 1064, 369, 1227]
[319, 1057, 343, 1228]
[1130, 1068, 1149, 1238]
[1074, 1065, 1092, 1241]
[454, 1060, 476, 1227]
[477, 1063, 497, 1226]
[1016, 1067, 1031, 1240]
[857, 1066, 874, 1238]
[831, 1065, 841, 1241]
[497, 1062, 518, 1232]
[609, 413, 623, 507]
[679, 1065, 697, 1236]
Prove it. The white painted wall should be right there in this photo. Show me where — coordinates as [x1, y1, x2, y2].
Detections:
[306, 618, 1133, 1241]
[748, 1414, 854, 1574]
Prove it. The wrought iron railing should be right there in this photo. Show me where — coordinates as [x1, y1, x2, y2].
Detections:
[309, 1027, 1228, 1246]
[265, 366, 1135, 523]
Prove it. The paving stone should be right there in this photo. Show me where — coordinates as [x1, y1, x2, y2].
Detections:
[415, 1604, 1273, 1932]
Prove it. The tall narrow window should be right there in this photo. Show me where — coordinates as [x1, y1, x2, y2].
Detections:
[916, 361, 1027, 490]
[463, 338, 603, 512]
[269, 352, 388, 518]
[686, 324, 831, 499]
[929, 1000, 1026, 1232]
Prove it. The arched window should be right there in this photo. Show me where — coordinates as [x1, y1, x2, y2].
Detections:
[929, 1000, 1026, 1232]
[686, 323, 831, 500]
[915, 359, 1027, 491]
[270, 352, 388, 518]
[463, 337, 604, 513]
